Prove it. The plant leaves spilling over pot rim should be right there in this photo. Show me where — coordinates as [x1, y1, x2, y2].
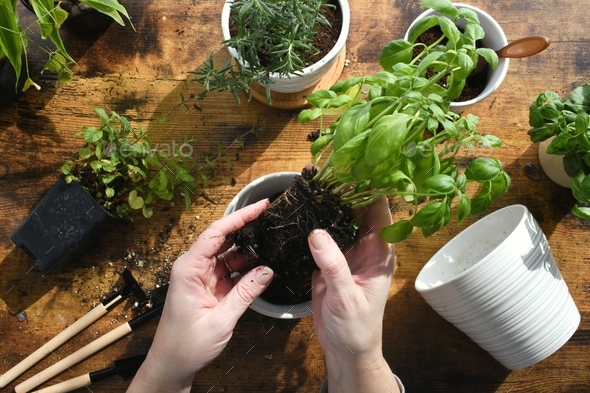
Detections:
[61, 105, 259, 220]
[190, 0, 339, 104]
[528, 84, 590, 222]
[0, 0, 133, 94]
[299, 0, 510, 242]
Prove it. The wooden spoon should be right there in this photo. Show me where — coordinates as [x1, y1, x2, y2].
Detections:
[472, 35, 550, 75]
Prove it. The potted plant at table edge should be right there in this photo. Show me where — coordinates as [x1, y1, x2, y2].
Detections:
[527, 84, 590, 223]
[402, 0, 509, 113]
[189, 0, 350, 108]
[0, 0, 133, 107]
[225, 0, 511, 318]
[11, 99, 259, 273]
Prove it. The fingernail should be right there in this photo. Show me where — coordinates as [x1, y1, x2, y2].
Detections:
[256, 266, 274, 285]
[309, 229, 330, 250]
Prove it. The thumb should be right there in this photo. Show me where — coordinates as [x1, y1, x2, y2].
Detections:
[308, 229, 354, 294]
[216, 266, 274, 320]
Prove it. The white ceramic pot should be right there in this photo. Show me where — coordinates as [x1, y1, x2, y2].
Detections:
[223, 172, 313, 319]
[221, 0, 350, 94]
[415, 204, 580, 370]
[538, 137, 573, 188]
[404, 3, 509, 113]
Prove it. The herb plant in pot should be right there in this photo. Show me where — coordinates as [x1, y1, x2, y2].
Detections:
[11, 107, 252, 272]
[226, 25, 511, 317]
[527, 84, 590, 222]
[191, 0, 350, 109]
[396, 0, 508, 113]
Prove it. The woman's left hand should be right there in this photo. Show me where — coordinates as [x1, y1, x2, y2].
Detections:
[128, 199, 274, 393]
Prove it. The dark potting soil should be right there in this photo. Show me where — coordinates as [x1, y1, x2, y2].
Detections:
[229, 0, 343, 69]
[233, 170, 356, 305]
[412, 26, 489, 102]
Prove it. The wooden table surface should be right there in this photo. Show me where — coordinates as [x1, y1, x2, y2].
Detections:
[1, 0, 589, 392]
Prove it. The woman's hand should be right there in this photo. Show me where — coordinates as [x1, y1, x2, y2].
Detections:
[309, 196, 401, 393]
[128, 199, 274, 393]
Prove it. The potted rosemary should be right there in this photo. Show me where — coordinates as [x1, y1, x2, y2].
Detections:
[11, 107, 256, 272]
[528, 84, 590, 222]
[191, 0, 350, 109]
[224, 0, 511, 318]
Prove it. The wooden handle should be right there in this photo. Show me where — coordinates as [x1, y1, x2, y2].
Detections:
[14, 323, 132, 393]
[31, 374, 92, 393]
[0, 303, 109, 389]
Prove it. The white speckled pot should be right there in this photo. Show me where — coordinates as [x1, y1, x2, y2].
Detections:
[415, 205, 580, 370]
[404, 3, 509, 113]
[224, 172, 312, 319]
[221, 0, 350, 94]
[538, 137, 573, 188]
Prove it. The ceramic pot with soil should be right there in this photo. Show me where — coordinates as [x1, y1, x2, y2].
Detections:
[220, 0, 350, 109]
[11, 176, 119, 272]
[404, 3, 509, 113]
[222, 171, 354, 319]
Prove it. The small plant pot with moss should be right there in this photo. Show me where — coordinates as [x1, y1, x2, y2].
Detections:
[193, 0, 350, 109]
[401, 1, 509, 113]
[224, 172, 313, 319]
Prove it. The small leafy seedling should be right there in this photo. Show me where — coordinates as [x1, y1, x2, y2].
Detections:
[528, 84, 590, 222]
[190, 0, 335, 104]
[62, 105, 258, 220]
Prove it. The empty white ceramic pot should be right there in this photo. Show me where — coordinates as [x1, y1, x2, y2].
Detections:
[404, 3, 509, 113]
[538, 137, 573, 188]
[415, 204, 580, 370]
[221, 0, 350, 94]
[224, 172, 313, 319]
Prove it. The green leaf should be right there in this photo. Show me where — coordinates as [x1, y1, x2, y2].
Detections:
[469, 187, 493, 216]
[142, 205, 154, 219]
[476, 48, 499, 70]
[333, 102, 372, 151]
[575, 110, 590, 134]
[299, 108, 326, 124]
[307, 89, 337, 108]
[547, 132, 577, 155]
[310, 134, 334, 156]
[78, 146, 92, 159]
[410, 201, 444, 228]
[380, 220, 414, 243]
[464, 23, 484, 43]
[421, 174, 456, 194]
[105, 187, 115, 198]
[128, 190, 144, 210]
[438, 16, 460, 44]
[457, 193, 471, 225]
[379, 39, 414, 71]
[370, 170, 410, 189]
[421, 0, 458, 18]
[527, 125, 554, 143]
[565, 84, 590, 113]
[331, 131, 368, 167]
[83, 127, 103, 143]
[79, 0, 133, 27]
[407, 15, 440, 43]
[455, 51, 474, 80]
[90, 160, 103, 172]
[61, 161, 71, 175]
[572, 205, 590, 222]
[365, 114, 410, 167]
[480, 134, 502, 148]
[456, 8, 478, 24]
[571, 171, 590, 204]
[465, 158, 502, 182]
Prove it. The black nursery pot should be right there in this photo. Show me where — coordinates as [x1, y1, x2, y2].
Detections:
[0, 56, 26, 109]
[11, 176, 119, 272]
[20, 0, 114, 35]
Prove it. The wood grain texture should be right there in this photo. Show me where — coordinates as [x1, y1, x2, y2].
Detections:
[1, 0, 589, 392]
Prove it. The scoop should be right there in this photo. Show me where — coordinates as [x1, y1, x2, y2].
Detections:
[473, 35, 550, 76]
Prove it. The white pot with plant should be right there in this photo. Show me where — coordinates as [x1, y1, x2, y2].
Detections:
[398, 0, 509, 113]
[528, 85, 590, 221]
[192, 0, 350, 109]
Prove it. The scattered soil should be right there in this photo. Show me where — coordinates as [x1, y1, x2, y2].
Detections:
[229, 0, 343, 70]
[413, 26, 489, 102]
[233, 169, 355, 305]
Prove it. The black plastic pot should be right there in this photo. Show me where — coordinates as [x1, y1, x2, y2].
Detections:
[20, 0, 114, 35]
[0, 56, 26, 109]
[11, 176, 120, 272]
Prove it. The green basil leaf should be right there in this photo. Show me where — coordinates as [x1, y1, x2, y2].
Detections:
[379, 39, 414, 71]
[334, 102, 372, 151]
[575, 110, 590, 134]
[527, 125, 555, 143]
[421, 174, 456, 194]
[331, 132, 368, 168]
[465, 158, 502, 182]
[370, 170, 410, 189]
[365, 114, 410, 167]
[572, 205, 590, 222]
[407, 15, 439, 43]
[311, 134, 334, 156]
[307, 90, 337, 108]
[380, 220, 414, 243]
[571, 171, 590, 204]
[410, 201, 444, 228]
[421, 0, 457, 18]
[438, 17, 460, 44]
[476, 48, 498, 70]
[457, 193, 471, 225]
[128, 190, 144, 210]
[547, 132, 577, 155]
[299, 108, 323, 124]
[469, 187, 493, 216]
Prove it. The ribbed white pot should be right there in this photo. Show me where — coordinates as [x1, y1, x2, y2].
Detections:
[538, 136, 572, 188]
[404, 3, 509, 113]
[221, 0, 350, 94]
[415, 204, 580, 370]
[224, 172, 312, 319]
